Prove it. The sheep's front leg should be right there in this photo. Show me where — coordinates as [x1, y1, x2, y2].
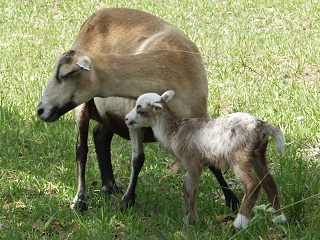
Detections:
[93, 124, 121, 194]
[121, 128, 145, 209]
[183, 166, 203, 225]
[72, 104, 90, 211]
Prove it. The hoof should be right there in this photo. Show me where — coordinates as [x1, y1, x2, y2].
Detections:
[272, 214, 287, 224]
[183, 213, 198, 226]
[233, 213, 249, 229]
[101, 184, 122, 195]
[226, 195, 240, 212]
[120, 195, 135, 211]
[70, 200, 88, 212]
[71, 194, 88, 212]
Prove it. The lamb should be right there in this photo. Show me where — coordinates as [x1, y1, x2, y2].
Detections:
[124, 90, 287, 229]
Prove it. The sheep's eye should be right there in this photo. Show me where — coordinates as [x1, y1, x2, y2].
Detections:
[137, 110, 145, 116]
[136, 105, 146, 116]
[60, 70, 79, 80]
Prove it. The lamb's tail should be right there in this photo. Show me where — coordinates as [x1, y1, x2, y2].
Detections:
[262, 123, 285, 155]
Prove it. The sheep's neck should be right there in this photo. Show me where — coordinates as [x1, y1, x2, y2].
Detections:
[91, 51, 176, 99]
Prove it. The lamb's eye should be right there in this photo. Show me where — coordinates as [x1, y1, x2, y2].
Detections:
[136, 105, 146, 116]
[137, 110, 145, 116]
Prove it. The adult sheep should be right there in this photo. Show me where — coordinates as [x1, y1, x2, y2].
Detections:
[37, 8, 239, 211]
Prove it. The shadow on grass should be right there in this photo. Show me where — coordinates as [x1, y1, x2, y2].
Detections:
[0, 104, 78, 204]
[0, 105, 87, 237]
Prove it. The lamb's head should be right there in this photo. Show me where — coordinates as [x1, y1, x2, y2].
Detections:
[125, 90, 175, 129]
[37, 50, 95, 122]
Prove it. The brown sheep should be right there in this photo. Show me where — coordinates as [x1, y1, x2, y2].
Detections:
[37, 8, 239, 211]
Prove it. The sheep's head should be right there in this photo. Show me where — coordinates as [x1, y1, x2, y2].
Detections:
[125, 90, 175, 129]
[37, 50, 94, 122]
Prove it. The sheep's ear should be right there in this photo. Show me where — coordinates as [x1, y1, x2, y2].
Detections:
[161, 90, 175, 102]
[153, 103, 163, 112]
[76, 55, 91, 70]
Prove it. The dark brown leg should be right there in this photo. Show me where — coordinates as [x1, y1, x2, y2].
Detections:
[93, 124, 121, 194]
[72, 104, 90, 211]
[252, 151, 284, 219]
[208, 166, 240, 211]
[121, 128, 145, 209]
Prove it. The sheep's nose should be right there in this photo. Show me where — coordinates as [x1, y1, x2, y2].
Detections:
[125, 117, 135, 126]
[37, 107, 44, 116]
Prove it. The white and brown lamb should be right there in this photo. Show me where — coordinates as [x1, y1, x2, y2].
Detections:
[125, 90, 286, 229]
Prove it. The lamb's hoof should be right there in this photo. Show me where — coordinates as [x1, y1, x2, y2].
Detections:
[272, 214, 287, 225]
[71, 194, 88, 212]
[120, 194, 135, 212]
[233, 213, 249, 229]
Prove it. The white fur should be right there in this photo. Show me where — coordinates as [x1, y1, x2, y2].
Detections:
[125, 91, 286, 229]
[233, 213, 250, 229]
[135, 31, 167, 53]
[138, 93, 162, 108]
[272, 214, 287, 224]
[76, 55, 91, 70]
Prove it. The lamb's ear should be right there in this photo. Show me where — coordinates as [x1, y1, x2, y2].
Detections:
[76, 55, 91, 70]
[153, 103, 163, 112]
[161, 90, 175, 102]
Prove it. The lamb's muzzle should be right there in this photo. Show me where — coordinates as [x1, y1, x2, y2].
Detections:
[124, 117, 135, 127]
[126, 90, 287, 229]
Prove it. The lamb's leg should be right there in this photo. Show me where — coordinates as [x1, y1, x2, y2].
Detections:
[208, 166, 240, 210]
[121, 128, 145, 209]
[252, 155, 286, 223]
[93, 124, 121, 194]
[183, 166, 203, 225]
[233, 164, 261, 229]
[72, 103, 90, 211]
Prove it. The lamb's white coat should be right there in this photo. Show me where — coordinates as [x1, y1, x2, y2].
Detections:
[125, 91, 287, 229]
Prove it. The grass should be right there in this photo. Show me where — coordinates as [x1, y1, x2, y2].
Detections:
[1, 0, 319, 239]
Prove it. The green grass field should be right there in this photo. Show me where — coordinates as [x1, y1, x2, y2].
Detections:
[1, 0, 319, 239]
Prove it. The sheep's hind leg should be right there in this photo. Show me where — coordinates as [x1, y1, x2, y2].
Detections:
[93, 124, 121, 195]
[208, 166, 240, 211]
[252, 153, 286, 224]
[233, 164, 261, 229]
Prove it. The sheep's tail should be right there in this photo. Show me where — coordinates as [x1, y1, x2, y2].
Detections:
[262, 123, 285, 155]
